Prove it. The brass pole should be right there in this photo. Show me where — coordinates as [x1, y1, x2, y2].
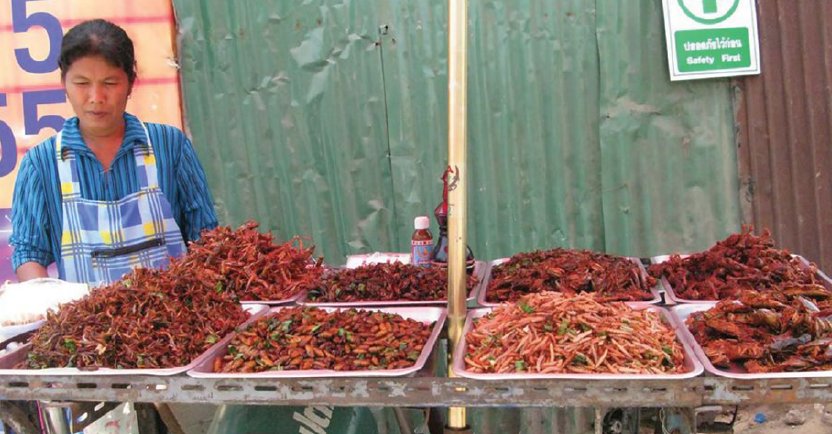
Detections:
[447, 0, 468, 431]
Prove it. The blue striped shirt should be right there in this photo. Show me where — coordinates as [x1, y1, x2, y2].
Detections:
[10, 113, 218, 274]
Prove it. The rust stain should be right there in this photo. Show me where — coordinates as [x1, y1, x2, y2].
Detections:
[735, 0, 832, 274]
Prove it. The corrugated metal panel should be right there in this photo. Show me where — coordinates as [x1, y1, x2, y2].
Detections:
[465, 0, 606, 255]
[173, 0, 740, 265]
[175, 2, 397, 261]
[379, 0, 607, 260]
[375, 1, 455, 250]
[736, 0, 832, 273]
[596, 0, 740, 256]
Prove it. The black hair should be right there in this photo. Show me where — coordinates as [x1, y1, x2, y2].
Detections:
[59, 19, 137, 85]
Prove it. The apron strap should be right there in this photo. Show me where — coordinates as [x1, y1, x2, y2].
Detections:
[55, 122, 159, 199]
[55, 131, 82, 200]
[133, 123, 159, 190]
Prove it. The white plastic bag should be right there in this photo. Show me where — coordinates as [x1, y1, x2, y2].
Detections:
[0, 278, 89, 326]
[345, 252, 410, 268]
[81, 403, 138, 434]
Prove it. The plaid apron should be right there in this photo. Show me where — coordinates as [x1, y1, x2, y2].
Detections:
[56, 124, 187, 286]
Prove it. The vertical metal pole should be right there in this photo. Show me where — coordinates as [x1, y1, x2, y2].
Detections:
[447, 0, 468, 431]
[40, 404, 70, 434]
[154, 403, 186, 434]
[0, 402, 40, 434]
[135, 403, 162, 434]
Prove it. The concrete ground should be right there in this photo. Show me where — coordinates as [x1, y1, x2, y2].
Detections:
[634, 405, 832, 434]
[732, 404, 831, 434]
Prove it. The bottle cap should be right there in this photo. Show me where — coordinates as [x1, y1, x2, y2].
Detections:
[414, 216, 430, 230]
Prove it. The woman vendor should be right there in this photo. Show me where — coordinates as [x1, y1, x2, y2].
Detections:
[10, 19, 217, 285]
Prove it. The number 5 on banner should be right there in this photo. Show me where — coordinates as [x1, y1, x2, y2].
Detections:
[0, 91, 66, 178]
[12, 0, 62, 73]
[0, 94, 17, 177]
[1, 0, 66, 177]
[23, 90, 65, 135]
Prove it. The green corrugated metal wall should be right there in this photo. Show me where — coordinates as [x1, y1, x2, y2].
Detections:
[173, 0, 740, 265]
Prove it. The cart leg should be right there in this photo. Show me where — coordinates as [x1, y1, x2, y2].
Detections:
[594, 408, 604, 434]
[154, 403, 185, 434]
[136, 403, 161, 434]
[428, 408, 445, 434]
[39, 402, 70, 434]
[0, 402, 39, 434]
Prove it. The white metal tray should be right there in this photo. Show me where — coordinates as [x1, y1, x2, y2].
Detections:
[0, 320, 45, 344]
[0, 304, 269, 376]
[671, 303, 832, 379]
[453, 305, 702, 380]
[187, 306, 446, 378]
[477, 256, 661, 307]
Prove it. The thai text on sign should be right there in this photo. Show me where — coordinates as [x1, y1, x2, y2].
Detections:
[662, 0, 761, 81]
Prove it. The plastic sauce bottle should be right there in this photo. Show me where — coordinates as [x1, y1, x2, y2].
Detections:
[410, 216, 433, 267]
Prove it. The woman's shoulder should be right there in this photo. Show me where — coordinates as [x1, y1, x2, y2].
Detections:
[143, 121, 187, 142]
[23, 135, 58, 164]
[141, 121, 192, 158]
[125, 113, 185, 144]
[12, 135, 58, 183]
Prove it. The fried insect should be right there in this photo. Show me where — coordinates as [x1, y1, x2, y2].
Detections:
[486, 249, 655, 303]
[307, 262, 478, 302]
[23, 267, 248, 369]
[688, 289, 832, 373]
[214, 307, 433, 372]
[465, 292, 686, 374]
[176, 221, 324, 301]
[649, 226, 828, 301]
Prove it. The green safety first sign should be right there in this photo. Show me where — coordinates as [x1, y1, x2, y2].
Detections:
[662, 0, 761, 81]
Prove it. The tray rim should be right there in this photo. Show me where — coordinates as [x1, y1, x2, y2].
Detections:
[240, 290, 305, 306]
[0, 320, 46, 345]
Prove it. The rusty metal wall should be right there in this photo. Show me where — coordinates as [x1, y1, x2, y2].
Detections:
[735, 0, 832, 273]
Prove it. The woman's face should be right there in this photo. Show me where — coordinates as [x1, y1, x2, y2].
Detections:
[63, 55, 132, 138]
